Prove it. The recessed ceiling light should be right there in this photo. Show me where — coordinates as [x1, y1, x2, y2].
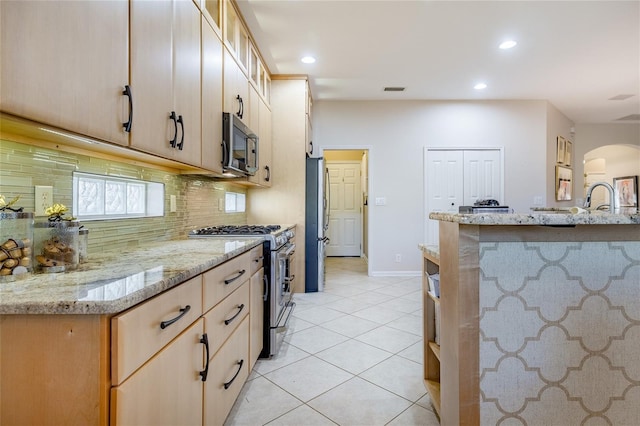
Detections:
[474, 83, 487, 90]
[301, 56, 316, 64]
[499, 40, 517, 49]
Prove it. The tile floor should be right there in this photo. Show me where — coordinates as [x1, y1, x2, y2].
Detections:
[225, 257, 440, 426]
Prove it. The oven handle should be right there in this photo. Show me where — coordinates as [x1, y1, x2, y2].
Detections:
[224, 269, 246, 285]
[274, 301, 296, 331]
[263, 273, 269, 302]
[278, 243, 296, 258]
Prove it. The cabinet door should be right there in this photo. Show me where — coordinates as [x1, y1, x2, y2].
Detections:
[130, 0, 175, 159]
[248, 99, 272, 186]
[172, 0, 202, 167]
[111, 319, 204, 426]
[204, 317, 250, 426]
[201, 16, 224, 173]
[249, 268, 265, 369]
[0, 0, 129, 146]
[223, 49, 248, 123]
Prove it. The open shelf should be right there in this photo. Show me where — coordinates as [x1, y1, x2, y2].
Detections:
[425, 379, 441, 415]
[428, 341, 441, 362]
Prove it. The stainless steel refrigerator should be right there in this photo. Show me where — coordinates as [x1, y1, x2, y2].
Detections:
[305, 157, 330, 292]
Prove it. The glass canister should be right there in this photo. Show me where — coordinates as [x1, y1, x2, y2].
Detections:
[34, 220, 80, 272]
[78, 228, 89, 263]
[0, 212, 35, 281]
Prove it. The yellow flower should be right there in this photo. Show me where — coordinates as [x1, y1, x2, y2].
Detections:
[45, 203, 69, 216]
[0, 194, 20, 208]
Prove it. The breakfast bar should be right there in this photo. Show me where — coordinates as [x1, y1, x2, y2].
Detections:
[424, 210, 640, 425]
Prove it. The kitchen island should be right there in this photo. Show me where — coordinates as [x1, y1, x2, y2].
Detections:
[425, 210, 640, 425]
[0, 238, 263, 425]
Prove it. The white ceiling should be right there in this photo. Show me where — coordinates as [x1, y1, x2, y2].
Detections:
[236, 0, 640, 124]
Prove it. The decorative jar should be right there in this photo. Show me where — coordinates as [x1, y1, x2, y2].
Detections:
[0, 212, 34, 281]
[34, 220, 80, 272]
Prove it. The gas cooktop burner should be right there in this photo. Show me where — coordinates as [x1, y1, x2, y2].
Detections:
[191, 225, 282, 236]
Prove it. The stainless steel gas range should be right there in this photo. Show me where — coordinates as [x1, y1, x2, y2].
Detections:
[189, 224, 296, 358]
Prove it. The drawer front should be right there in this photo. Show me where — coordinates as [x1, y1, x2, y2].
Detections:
[111, 319, 204, 426]
[249, 244, 264, 276]
[203, 282, 249, 357]
[204, 317, 249, 426]
[112, 275, 203, 385]
[203, 250, 251, 311]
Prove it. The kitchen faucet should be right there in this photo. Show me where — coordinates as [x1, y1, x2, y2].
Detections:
[584, 182, 616, 212]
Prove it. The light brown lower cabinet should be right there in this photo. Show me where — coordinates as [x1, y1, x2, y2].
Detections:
[110, 319, 205, 426]
[0, 247, 263, 425]
[204, 317, 250, 426]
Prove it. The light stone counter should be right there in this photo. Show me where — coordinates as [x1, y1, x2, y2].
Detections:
[0, 238, 262, 315]
[429, 209, 640, 226]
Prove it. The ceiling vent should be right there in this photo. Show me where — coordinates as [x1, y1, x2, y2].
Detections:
[609, 94, 635, 101]
[384, 87, 405, 92]
[615, 114, 640, 121]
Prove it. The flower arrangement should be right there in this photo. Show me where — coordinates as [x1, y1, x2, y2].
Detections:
[45, 203, 76, 222]
[0, 195, 23, 212]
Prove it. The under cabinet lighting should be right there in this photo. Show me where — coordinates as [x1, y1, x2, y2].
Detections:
[499, 40, 517, 49]
[301, 56, 316, 64]
[474, 83, 488, 90]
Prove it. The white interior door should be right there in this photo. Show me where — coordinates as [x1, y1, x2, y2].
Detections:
[425, 148, 503, 246]
[326, 161, 362, 257]
[425, 150, 464, 247]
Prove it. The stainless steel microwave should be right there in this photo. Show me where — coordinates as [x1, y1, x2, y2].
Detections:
[222, 112, 258, 176]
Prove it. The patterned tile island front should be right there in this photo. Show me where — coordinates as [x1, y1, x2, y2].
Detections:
[428, 212, 640, 425]
[0, 238, 262, 314]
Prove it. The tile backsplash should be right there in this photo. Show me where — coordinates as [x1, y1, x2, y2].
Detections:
[0, 139, 248, 256]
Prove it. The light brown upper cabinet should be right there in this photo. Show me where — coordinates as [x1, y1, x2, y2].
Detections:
[201, 16, 224, 174]
[224, 48, 250, 125]
[130, 0, 202, 167]
[0, 0, 130, 146]
[224, 0, 249, 73]
[200, 0, 221, 34]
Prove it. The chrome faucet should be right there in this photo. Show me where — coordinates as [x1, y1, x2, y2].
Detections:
[584, 182, 616, 212]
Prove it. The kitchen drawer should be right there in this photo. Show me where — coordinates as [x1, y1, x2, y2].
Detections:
[203, 317, 250, 426]
[111, 318, 204, 426]
[203, 250, 251, 311]
[203, 282, 249, 357]
[249, 244, 264, 275]
[111, 275, 203, 386]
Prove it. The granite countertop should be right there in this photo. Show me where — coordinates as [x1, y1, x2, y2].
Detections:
[418, 244, 440, 261]
[0, 238, 262, 315]
[429, 208, 640, 226]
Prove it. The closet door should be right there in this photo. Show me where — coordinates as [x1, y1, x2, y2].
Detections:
[425, 150, 464, 247]
[463, 150, 502, 206]
[424, 149, 502, 246]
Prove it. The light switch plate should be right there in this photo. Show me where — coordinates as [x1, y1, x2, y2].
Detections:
[375, 197, 386, 206]
[34, 186, 53, 216]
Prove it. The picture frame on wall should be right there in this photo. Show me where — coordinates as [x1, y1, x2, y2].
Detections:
[556, 136, 566, 164]
[564, 141, 572, 166]
[556, 165, 573, 201]
[613, 175, 638, 207]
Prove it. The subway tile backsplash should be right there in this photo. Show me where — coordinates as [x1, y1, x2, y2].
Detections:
[0, 139, 247, 256]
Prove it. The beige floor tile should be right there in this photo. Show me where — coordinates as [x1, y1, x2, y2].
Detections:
[359, 355, 427, 401]
[285, 325, 349, 354]
[292, 305, 347, 325]
[351, 305, 406, 324]
[254, 343, 311, 375]
[225, 376, 303, 425]
[266, 404, 338, 425]
[386, 404, 441, 426]
[264, 356, 353, 402]
[308, 377, 412, 426]
[355, 325, 422, 354]
[386, 313, 423, 336]
[315, 338, 392, 374]
[320, 314, 381, 338]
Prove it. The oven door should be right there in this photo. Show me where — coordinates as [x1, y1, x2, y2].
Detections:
[270, 243, 296, 353]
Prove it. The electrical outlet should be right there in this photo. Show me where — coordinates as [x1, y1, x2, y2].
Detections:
[395, 254, 402, 263]
[34, 186, 53, 216]
[533, 196, 543, 206]
[170, 195, 177, 212]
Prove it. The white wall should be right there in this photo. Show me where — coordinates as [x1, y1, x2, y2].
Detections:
[546, 102, 577, 206]
[314, 100, 551, 275]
